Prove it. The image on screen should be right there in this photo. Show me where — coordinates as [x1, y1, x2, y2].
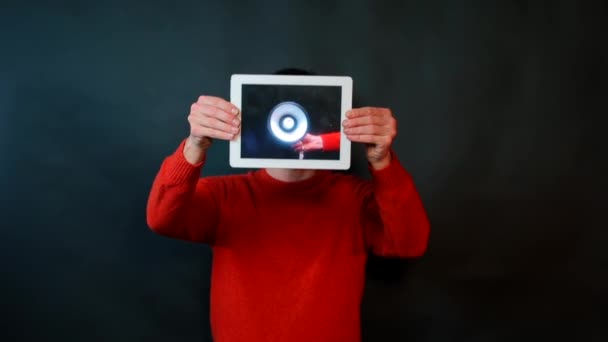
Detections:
[240, 84, 342, 160]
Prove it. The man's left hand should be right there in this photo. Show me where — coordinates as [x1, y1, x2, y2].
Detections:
[343, 107, 397, 170]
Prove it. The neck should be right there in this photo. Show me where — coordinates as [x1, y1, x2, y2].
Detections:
[265, 168, 317, 182]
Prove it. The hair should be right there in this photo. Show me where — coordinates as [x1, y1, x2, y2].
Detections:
[273, 68, 316, 76]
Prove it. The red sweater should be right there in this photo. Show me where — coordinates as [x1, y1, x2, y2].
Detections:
[320, 132, 341, 151]
[147, 140, 430, 342]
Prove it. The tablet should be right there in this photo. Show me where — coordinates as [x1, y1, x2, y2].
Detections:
[230, 74, 352, 170]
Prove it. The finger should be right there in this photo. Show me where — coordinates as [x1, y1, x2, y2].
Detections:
[343, 115, 389, 128]
[193, 126, 237, 141]
[346, 107, 390, 118]
[197, 95, 239, 114]
[197, 95, 240, 115]
[346, 134, 390, 145]
[294, 142, 314, 152]
[189, 114, 239, 135]
[192, 103, 240, 127]
[343, 125, 392, 136]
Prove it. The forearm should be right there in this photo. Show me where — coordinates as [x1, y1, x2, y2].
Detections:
[366, 151, 430, 257]
[374, 178, 430, 257]
[146, 139, 218, 243]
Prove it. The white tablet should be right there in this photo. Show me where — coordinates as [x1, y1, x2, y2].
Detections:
[230, 74, 352, 170]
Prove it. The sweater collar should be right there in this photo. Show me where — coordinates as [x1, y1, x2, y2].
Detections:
[255, 169, 332, 191]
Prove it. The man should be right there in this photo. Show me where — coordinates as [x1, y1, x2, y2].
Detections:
[146, 70, 430, 342]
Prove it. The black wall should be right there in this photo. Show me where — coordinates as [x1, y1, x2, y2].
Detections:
[1, 0, 606, 341]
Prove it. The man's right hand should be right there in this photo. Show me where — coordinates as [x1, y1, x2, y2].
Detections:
[184, 95, 240, 164]
[293, 133, 324, 152]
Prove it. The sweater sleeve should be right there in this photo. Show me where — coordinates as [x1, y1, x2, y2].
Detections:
[320, 132, 341, 152]
[146, 139, 221, 245]
[358, 150, 430, 257]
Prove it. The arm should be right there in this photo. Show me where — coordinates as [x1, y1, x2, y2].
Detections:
[146, 95, 240, 243]
[359, 150, 430, 257]
[343, 106, 429, 257]
[146, 139, 221, 244]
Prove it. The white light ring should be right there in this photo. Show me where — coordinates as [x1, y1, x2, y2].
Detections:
[267, 101, 309, 143]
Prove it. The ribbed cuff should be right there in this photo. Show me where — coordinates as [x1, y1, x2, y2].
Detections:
[165, 139, 205, 185]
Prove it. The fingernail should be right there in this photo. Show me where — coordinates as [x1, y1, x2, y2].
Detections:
[233, 118, 240, 125]
[343, 120, 349, 127]
[344, 128, 351, 133]
[232, 108, 239, 114]
[232, 127, 238, 133]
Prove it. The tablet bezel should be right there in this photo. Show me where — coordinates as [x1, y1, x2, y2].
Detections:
[229, 74, 352, 170]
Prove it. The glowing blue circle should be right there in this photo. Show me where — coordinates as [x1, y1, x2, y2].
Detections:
[267, 102, 309, 143]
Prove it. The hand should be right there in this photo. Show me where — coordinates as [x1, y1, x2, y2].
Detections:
[343, 107, 397, 169]
[184, 95, 240, 164]
[188, 95, 240, 145]
[292, 133, 324, 152]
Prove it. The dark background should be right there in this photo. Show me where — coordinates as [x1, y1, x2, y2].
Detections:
[1, 0, 606, 341]
[241, 84, 341, 160]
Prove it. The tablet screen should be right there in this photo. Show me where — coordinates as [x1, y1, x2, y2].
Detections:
[240, 84, 341, 160]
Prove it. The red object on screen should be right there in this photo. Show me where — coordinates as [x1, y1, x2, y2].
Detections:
[147, 139, 430, 342]
[320, 132, 341, 151]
